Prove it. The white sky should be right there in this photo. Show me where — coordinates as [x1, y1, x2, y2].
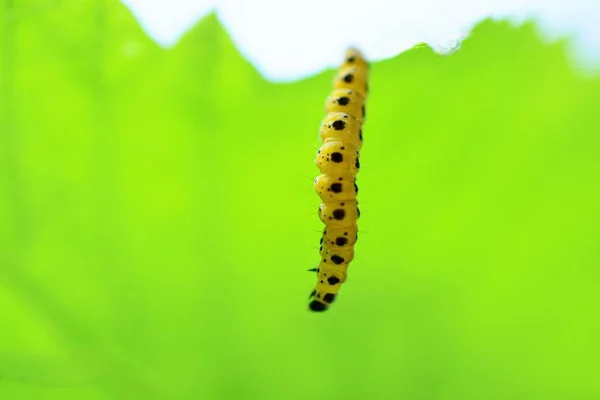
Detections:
[121, 0, 600, 81]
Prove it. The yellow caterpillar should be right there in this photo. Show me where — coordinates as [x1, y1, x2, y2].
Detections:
[308, 48, 369, 312]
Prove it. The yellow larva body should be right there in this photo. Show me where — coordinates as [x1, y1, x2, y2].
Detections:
[318, 200, 360, 229]
[315, 141, 360, 176]
[314, 174, 357, 202]
[309, 48, 369, 312]
[325, 89, 366, 124]
[342, 48, 370, 72]
[333, 66, 368, 97]
[319, 113, 363, 151]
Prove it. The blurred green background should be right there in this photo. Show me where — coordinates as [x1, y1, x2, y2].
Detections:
[1, 1, 600, 399]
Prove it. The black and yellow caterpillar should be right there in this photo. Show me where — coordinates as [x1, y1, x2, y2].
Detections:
[308, 48, 369, 312]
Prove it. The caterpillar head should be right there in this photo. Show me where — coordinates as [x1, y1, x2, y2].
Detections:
[318, 200, 360, 228]
[314, 174, 357, 202]
[325, 89, 366, 124]
[315, 141, 360, 176]
[333, 66, 368, 98]
[320, 112, 363, 151]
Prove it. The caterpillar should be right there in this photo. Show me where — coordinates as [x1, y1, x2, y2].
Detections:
[308, 48, 369, 312]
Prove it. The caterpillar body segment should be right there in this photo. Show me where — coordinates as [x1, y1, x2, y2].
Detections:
[315, 141, 360, 176]
[320, 242, 355, 266]
[321, 225, 358, 249]
[314, 174, 357, 202]
[319, 112, 363, 151]
[318, 200, 360, 229]
[308, 48, 369, 312]
[325, 89, 366, 124]
[333, 66, 368, 98]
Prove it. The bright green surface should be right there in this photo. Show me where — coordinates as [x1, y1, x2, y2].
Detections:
[1, 1, 600, 399]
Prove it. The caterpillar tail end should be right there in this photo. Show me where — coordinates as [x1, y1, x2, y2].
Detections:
[309, 300, 328, 312]
[344, 47, 369, 70]
[308, 285, 337, 312]
[308, 289, 328, 311]
[345, 47, 365, 58]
